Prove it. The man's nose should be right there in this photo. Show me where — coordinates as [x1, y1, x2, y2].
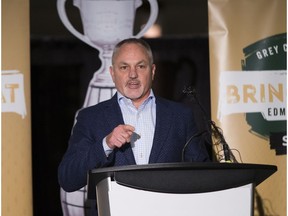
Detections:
[129, 67, 138, 78]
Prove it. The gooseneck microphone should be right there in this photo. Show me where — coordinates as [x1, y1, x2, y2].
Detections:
[182, 86, 237, 163]
[183, 86, 267, 215]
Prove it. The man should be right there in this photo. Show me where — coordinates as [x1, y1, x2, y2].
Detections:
[58, 38, 210, 199]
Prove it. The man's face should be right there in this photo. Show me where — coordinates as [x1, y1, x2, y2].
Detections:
[110, 43, 156, 107]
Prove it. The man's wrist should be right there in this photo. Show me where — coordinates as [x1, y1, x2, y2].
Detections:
[102, 137, 113, 156]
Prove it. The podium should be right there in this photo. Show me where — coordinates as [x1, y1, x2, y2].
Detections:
[88, 162, 277, 216]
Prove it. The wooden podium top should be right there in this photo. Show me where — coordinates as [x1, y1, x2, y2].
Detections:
[88, 162, 277, 199]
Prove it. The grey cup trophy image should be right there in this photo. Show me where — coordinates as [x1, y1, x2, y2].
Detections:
[57, 0, 159, 107]
[57, 0, 158, 215]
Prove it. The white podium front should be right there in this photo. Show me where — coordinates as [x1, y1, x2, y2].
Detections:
[87, 163, 277, 216]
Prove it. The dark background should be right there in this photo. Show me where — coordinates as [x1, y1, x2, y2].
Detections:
[30, 1, 211, 215]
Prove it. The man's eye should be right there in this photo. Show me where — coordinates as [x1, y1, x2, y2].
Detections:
[120, 66, 128, 70]
[138, 64, 147, 69]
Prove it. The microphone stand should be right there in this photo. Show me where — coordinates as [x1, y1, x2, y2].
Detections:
[183, 86, 266, 215]
[182, 86, 237, 163]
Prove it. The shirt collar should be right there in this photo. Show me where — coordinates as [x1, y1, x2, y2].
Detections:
[117, 90, 155, 107]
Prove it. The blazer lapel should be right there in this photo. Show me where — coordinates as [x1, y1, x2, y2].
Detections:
[104, 95, 136, 164]
[149, 98, 173, 163]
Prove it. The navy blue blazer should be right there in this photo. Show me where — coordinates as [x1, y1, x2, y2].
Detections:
[58, 94, 210, 192]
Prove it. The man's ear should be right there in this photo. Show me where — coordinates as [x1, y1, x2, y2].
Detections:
[109, 66, 115, 82]
[152, 64, 156, 80]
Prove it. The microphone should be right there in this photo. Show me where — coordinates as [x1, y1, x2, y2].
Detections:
[182, 86, 237, 163]
[181, 86, 211, 162]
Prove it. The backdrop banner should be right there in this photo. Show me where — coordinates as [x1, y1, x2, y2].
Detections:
[2, 0, 32, 215]
[208, 0, 286, 215]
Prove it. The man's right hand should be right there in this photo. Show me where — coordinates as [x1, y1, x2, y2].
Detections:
[106, 124, 135, 149]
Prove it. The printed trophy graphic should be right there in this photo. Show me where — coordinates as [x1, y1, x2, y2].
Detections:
[57, 0, 158, 107]
[57, 0, 158, 215]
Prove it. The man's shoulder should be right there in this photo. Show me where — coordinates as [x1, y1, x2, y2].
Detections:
[77, 97, 117, 116]
[156, 96, 192, 111]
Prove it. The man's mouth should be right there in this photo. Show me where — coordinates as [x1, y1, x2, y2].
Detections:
[127, 81, 140, 89]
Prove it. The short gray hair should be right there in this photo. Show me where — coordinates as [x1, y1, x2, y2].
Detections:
[112, 38, 154, 65]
